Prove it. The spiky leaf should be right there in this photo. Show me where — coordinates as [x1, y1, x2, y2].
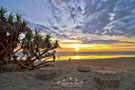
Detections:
[0, 6, 7, 20]
[54, 40, 60, 48]
[16, 13, 22, 22]
[8, 13, 14, 24]
[44, 34, 51, 43]
[22, 20, 27, 26]
[25, 31, 33, 41]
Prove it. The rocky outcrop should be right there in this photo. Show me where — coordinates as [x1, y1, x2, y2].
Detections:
[77, 66, 91, 72]
[94, 70, 121, 88]
[35, 67, 56, 80]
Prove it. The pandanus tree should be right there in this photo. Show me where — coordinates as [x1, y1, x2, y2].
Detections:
[19, 31, 60, 69]
[0, 7, 28, 65]
[0, 7, 60, 71]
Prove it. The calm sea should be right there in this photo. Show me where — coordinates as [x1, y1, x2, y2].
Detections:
[53, 51, 135, 60]
[16, 51, 135, 61]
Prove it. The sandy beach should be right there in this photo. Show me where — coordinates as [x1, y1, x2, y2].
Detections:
[0, 57, 135, 90]
[55, 57, 135, 71]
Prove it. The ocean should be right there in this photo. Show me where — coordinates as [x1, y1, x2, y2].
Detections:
[54, 51, 135, 60]
[16, 51, 135, 61]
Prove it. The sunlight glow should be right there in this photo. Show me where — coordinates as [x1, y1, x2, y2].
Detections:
[75, 56, 79, 59]
[48, 55, 135, 61]
[56, 38, 135, 52]
[73, 44, 80, 51]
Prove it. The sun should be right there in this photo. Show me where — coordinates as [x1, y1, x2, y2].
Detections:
[73, 44, 80, 52]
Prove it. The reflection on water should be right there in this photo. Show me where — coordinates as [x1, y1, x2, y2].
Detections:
[16, 51, 135, 61]
[48, 55, 135, 61]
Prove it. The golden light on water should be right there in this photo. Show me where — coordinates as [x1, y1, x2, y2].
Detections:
[75, 55, 79, 59]
[47, 38, 135, 61]
[47, 55, 135, 61]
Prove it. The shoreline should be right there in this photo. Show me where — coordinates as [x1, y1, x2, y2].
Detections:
[55, 57, 135, 61]
[55, 57, 135, 71]
[53, 55, 135, 61]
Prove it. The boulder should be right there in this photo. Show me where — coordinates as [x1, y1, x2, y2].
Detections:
[35, 67, 56, 80]
[94, 70, 121, 88]
[77, 66, 91, 72]
[128, 68, 135, 71]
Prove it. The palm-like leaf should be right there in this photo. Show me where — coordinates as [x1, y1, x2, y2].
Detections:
[8, 13, 14, 24]
[36, 33, 42, 40]
[44, 34, 51, 43]
[22, 20, 27, 27]
[25, 31, 33, 41]
[34, 30, 40, 39]
[35, 30, 38, 36]
[44, 34, 53, 49]
[54, 40, 60, 48]
[0, 6, 7, 20]
[16, 13, 22, 23]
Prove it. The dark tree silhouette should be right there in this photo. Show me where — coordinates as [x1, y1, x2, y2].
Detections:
[0, 7, 60, 71]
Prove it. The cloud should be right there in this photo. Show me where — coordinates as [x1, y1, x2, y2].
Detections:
[52, 26, 59, 30]
[74, 25, 82, 29]
[1, 0, 135, 42]
[83, 0, 135, 37]
[82, 39, 135, 44]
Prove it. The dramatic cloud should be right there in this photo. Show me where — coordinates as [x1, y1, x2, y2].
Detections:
[74, 25, 82, 29]
[83, 0, 135, 37]
[0, 0, 135, 44]
[82, 39, 135, 44]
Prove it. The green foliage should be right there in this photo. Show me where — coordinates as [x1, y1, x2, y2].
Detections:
[44, 34, 51, 43]
[22, 20, 27, 26]
[0, 6, 7, 20]
[26, 31, 33, 41]
[54, 40, 59, 44]
[16, 13, 22, 23]
[34, 30, 42, 40]
[8, 13, 14, 24]
[35, 30, 39, 37]
[54, 40, 60, 48]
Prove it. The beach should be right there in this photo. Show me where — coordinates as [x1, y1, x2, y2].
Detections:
[0, 57, 135, 90]
[55, 57, 135, 71]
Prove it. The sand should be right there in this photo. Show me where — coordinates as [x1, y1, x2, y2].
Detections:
[0, 57, 135, 90]
[55, 57, 135, 71]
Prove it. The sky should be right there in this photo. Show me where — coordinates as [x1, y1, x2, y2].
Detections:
[0, 0, 135, 52]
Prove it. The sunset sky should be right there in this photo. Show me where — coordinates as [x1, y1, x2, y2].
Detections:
[57, 36, 135, 52]
[0, 0, 135, 52]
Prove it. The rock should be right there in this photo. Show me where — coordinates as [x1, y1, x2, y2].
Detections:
[94, 70, 121, 88]
[128, 68, 135, 71]
[77, 66, 91, 72]
[35, 67, 56, 80]
[133, 81, 135, 86]
[1, 63, 16, 72]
